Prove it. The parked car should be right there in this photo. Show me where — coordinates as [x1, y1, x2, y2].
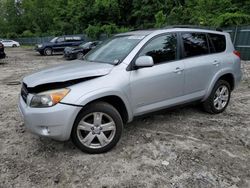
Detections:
[0, 42, 6, 59]
[64, 41, 101, 60]
[0, 39, 20, 47]
[19, 27, 242, 154]
[35, 36, 85, 56]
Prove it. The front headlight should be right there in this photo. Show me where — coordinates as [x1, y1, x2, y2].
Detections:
[37, 44, 43, 48]
[30, 88, 70, 108]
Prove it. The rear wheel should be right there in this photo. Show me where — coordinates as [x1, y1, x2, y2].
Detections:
[71, 102, 123, 154]
[44, 48, 53, 56]
[202, 80, 231, 114]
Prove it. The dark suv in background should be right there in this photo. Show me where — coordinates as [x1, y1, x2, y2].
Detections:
[0, 42, 6, 59]
[35, 35, 84, 56]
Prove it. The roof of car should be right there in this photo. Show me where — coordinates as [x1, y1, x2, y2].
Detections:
[116, 27, 225, 37]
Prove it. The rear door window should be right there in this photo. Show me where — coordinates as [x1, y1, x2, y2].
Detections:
[181, 33, 209, 58]
[208, 33, 226, 53]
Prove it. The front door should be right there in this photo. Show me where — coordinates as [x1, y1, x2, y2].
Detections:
[129, 33, 185, 115]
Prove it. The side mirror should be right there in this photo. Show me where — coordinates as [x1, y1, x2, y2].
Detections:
[135, 56, 154, 68]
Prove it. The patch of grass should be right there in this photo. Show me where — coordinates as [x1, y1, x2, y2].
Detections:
[20, 45, 34, 49]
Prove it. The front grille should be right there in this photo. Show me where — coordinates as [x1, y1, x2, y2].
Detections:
[21, 83, 28, 103]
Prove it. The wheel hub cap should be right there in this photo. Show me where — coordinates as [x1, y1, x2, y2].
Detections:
[76, 112, 116, 149]
[213, 85, 229, 110]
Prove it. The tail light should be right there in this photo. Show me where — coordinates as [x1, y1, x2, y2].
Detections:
[233, 50, 241, 58]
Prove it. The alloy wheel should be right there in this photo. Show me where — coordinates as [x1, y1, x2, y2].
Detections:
[76, 112, 116, 149]
[213, 85, 229, 110]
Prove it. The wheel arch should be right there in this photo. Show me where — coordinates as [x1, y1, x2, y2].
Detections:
[203, 70, 235, 101]
[76, 92, 133, 124]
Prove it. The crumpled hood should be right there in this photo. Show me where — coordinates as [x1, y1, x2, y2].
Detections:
[23, 60, 114, 87]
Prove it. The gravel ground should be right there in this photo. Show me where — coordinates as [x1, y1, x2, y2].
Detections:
[0, 48, 249, 188]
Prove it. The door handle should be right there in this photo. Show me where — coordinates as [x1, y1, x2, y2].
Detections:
[212, 60, 220, 66]
[174, 67, 184, 73]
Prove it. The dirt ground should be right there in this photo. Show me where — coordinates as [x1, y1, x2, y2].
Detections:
[0, 48, 249, 188]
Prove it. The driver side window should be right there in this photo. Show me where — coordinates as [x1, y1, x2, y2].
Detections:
[139, 34, 177, 64]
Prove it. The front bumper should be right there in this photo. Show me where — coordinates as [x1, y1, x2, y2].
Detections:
[63, 51, 77, 60]
[18, 95, 81, 141]
[34, 47, 44, 53]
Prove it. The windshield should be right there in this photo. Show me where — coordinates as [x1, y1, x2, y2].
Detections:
[50, 37, 58, 43]
[80, 42, 92, 48]
[85, 35, 144, 64]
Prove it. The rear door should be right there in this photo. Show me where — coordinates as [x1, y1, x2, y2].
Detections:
[207, 33, 227, 70]
[180, 32, 216, 95]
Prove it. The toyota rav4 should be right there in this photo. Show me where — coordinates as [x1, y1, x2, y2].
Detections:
[18, 27, 242, 153]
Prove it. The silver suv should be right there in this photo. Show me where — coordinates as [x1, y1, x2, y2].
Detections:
[18, 27, 242, 153]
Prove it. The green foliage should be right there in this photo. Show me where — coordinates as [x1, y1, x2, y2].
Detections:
[1, 0, 250, 38]
[6, 32, 18, 39]
[155, 10, 167, 28]
[214, 12, 250, 27]
[21, 30, 35, 37]
[85, 24, 103, 40]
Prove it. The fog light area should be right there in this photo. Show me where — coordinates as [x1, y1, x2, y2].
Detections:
[41, 126, 50, 135]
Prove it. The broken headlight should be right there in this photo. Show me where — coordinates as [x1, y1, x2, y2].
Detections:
[30, 88, 70, 107]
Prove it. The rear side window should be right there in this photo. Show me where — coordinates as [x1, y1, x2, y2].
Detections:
[181, 33, 209, 58]
[139, 34, 177, 64]
[65, 36, 82, 42]
[208, 33, 226, 53]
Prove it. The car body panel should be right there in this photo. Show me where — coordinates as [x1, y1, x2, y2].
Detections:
[64, 41, 101, 60]
[23, 61, 114, 87]
[18, 95, 81, 140]
[19, 28, 242, 141]
[0, 42, 6, 59]
[35, 36, 84, 54]
[0, 40, 20, 47]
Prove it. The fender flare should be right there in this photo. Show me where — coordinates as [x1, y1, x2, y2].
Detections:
[76, 88, 133, 122]
[202, 69, 235, 101]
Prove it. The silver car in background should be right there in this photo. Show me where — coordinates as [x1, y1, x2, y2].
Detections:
[18, 27, 242, 153]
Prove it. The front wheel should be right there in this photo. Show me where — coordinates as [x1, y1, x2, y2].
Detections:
[71, 102, 123, 154]
[43, 48, 53, 56]
[202, 80, 231, 114]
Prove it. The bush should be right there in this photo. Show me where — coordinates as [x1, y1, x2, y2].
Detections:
[154, 10, 167, 28]
[21, 30, 34, 37]
[85, 24, 103, 40]
[85, 24, 131, 39]
[6, 32, 18, 39]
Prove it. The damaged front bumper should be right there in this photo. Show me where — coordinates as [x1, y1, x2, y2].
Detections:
[18, 95, 81, 141]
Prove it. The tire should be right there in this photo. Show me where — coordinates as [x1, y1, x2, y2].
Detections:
[71, 102, 123, 154]
[202, 80, 231, 114]
[76, 52, 84, 60]
[12, 44, 17, 48]
[43, 48, 53, 56]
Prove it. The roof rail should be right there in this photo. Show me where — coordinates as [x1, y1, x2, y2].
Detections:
[163, 25, 223, 32]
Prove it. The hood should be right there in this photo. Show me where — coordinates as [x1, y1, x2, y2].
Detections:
[23, 60, 114, 87]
